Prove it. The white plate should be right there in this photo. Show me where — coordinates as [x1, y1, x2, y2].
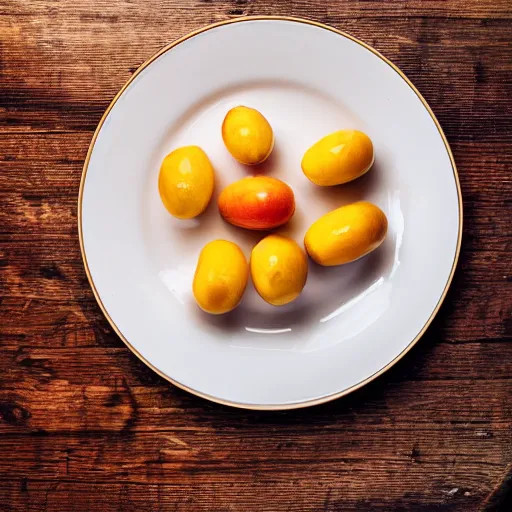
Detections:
[79, 17, 462, 409]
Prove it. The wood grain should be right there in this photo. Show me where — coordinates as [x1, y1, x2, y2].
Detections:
[1, 1, 511, 511]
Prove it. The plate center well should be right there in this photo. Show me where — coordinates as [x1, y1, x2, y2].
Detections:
[142, 81, 402, 351]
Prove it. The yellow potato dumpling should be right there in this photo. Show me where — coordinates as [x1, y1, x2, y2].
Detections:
[301, 130, 374, 186]
[193, 240, 249, 314]
[304, 202, 388, 266]
[158, 146, 214, 219]
[251, 235, 308, 306]
[222, 106, 274, 165]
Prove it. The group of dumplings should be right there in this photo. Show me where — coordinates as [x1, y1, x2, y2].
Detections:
[158, 106, 387, 314]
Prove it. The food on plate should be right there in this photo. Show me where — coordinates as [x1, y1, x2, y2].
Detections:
[158, 146, 214, 219]
[192, 240, 249, 314]
[222, 106, 274, 165]
[159, 108, 387, 314]
[301, 130, 374, 186]
[304, 202, 388, 266]
[218, 176, 295, 230]
[251, 235, 308, 306]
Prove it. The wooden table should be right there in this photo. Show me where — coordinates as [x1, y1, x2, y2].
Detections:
[1, 1, 511, 510]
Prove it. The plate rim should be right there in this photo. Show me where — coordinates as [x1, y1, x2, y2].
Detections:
[78, 15, 463, 410]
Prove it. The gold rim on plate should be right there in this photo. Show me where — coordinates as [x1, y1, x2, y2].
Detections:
[78, 16, 463, 410]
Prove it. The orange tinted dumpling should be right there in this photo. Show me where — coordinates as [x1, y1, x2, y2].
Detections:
[218, 176, 295, 230]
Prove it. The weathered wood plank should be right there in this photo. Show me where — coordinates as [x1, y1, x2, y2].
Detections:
[0, 477, 494, 512]
[0, 355, 510, 435]
[0, 341, 510, 390]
